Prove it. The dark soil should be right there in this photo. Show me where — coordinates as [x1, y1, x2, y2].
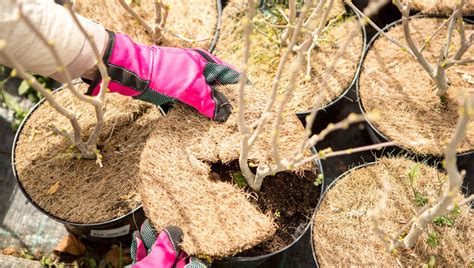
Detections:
[210, 160, 321, 256]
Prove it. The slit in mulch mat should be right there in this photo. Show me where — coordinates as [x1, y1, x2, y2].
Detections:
[209, 160, 321, 257]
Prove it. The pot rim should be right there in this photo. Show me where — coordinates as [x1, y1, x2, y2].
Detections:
[216, 146, 324, 262]
[310, 160, 377, 267]
[11, 84, 144, 227]
[208, 0, 224, 53]
[356, 15, 474, 159]
[295, 9, 368, 117]
[11, 0, 225, 227]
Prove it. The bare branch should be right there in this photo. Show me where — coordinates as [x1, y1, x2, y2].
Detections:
[419, 12, 456, 53]
[294, 142, 395, 169]
[64, 3, 110, 148]
[118, 0, 154, 34]
[345, 0, 412, 54]
[447, 57, 473, 67]
[0, 44, 95, 159]
[118, 0, 208, 44]
[454, 0, 470, 60]
[248, 0, 313, 150]
[401, 92, 473, 248]
[238, 0, 258, 188]
[395, 0, 435, 76]
[304, 113, 367, 151]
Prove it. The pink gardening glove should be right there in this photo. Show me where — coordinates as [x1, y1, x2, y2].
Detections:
[84, 31, 240, 122]
[131, 220, 208, 268]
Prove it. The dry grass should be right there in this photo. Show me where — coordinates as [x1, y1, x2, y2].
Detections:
[74, 0, 217, 48]
[14, 84, 161, 223]
[359, 18, 474, 156]
[410, 0, 474, 16]
[215, 0, 363, 112]
[313, 157, 473, 266]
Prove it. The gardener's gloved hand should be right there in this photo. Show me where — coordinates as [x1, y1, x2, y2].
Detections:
[84, 31, 240, 122]
[131, 220, 208, 268]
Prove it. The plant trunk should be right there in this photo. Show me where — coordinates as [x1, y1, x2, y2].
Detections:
[434, 66, 449, 97]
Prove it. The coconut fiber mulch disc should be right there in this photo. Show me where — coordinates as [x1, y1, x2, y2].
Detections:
[14, 84, 162, 223]
[359, 17, 474, 156]
[410, 0, 474, 16]
[138, 83, 318, 258]
[74, 0, 217, 48]
[215, 0, 363, 112]
[313, 157, 473, 266]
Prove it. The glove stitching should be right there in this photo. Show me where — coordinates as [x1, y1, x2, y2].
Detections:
[108, 63, 151, 86]
[164, 228, 180, 254]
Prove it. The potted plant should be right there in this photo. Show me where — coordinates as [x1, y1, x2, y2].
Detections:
[5, 4, 153, 243]
[312, 155, 473, 266]
[312, 90, 473, 265]
[311, 1, 474, 259]
[356, 0, 473, 191]
[135, 0, 392, 266]
[215, 0, 366, 121]
[6, 0, 388, 265]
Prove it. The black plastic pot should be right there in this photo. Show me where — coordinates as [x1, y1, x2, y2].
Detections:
[310, 162, 374, 267]
[356, 16, 474, 197]
[11, 87, 146, 244]
[208, 0, 224, 53]
[296, 12, 367, 124]
[212, 154, 323, 268]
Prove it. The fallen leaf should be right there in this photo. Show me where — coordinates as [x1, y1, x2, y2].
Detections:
[47, 180, 61, 195]
[53, 234, 86, 256]
[2, 246, 17, 255]
[106, 245, 132, 267]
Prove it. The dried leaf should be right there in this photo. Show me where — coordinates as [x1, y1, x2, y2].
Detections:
[53, 234, 86, 256]
[2, 246, 17, 255]
[106, 245, 132, 267]
[47, 180, 61, 195]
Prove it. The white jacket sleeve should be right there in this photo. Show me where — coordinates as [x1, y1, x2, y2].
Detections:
[0, 0, 101, 77]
